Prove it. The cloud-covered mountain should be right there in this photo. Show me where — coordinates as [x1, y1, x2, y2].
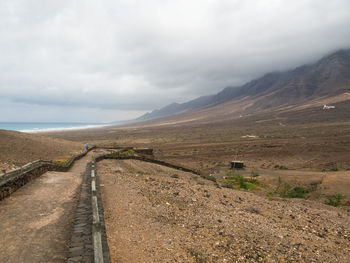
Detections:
[138, 49, 350, 121]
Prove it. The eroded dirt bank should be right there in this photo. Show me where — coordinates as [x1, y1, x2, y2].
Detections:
[98, 159, 350, 263]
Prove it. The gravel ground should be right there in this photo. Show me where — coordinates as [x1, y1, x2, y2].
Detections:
[98, 159, 350, 263]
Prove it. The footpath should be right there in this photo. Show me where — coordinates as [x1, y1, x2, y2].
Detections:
[0, 151, 95, 263]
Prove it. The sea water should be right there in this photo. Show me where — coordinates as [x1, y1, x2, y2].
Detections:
[0, 122, 109, 132]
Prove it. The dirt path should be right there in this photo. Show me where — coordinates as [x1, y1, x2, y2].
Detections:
[98, 159, 350, 263]
[0, 150, 97, 263]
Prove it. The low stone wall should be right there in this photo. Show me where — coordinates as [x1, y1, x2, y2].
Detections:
[91, 160, 110, 263]
[95, 146, 133, 150]
[134, 148, 154, 155]
[67, 158, 110, 263]
[67, 163, 94, 262]
[0, 147, 96, 201]
[0, 163, 51, 200]
[102, 154, 199, 174]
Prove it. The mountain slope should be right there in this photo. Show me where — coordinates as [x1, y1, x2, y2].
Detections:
[138, 49, 350, 121]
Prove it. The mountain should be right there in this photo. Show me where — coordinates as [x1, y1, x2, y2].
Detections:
[138, 49, 350, 121]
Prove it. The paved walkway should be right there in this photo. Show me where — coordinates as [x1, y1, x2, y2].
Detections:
[0, 151, 95, 263]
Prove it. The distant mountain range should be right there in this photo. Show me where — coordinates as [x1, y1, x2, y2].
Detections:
[138, 49, 350, 121]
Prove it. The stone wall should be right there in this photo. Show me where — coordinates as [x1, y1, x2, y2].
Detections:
[0, 164, 51, 200]
[103, 154, 199, 174]
[0, 147, 96, 201]
[67, 158, 111, 263]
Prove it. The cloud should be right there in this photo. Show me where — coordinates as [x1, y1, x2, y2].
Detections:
[0, 0, 350, 121]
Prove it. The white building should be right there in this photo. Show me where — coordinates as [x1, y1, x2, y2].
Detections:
[323, 105, 335, 110]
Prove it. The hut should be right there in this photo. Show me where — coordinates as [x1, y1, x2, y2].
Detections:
[230, 161, 244, 169]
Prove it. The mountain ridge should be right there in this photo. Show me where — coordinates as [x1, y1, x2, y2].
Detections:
[138, 49, 350, 121]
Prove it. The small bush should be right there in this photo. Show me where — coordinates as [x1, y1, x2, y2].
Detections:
[287, 186, 308, 198]
[120, 149, 135, 156]
[324, 193, 344, 207]
[277, 178, 308, 198]
[171, 174, 179, 179]
[237, 175, 248, 189]
[105, 152, 118, 157]
[267, 192, 274, 198]
[54, 160, 66, 166]
[250, 170, 260, 178]
[222, 171, 260, 190]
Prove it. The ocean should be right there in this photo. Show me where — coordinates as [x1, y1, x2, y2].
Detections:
[0, 122, 109, 132]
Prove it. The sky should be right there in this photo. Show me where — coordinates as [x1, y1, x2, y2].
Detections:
[0, 0, 350, 123]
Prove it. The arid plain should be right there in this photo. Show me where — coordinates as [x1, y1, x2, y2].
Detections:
[45, 99, 350, 206]
[40, 101, 350, 262]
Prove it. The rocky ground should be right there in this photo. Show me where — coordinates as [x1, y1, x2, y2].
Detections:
[98, 159, 350, 263]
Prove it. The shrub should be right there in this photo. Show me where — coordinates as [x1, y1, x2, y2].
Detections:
[171, 174, 179, 179]
[237, 175, 248, 189]
[287, 186, 308, 198]
[324, 193, 344, 207]
[250, 170, 260, 178]
[223, 171, 259, 190]
[277, 178, 308, 198]
[120, 149, 135, 156]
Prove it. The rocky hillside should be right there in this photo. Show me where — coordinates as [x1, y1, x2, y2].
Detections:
[139, 49, 350, 121]
[0, 130, 84, 170]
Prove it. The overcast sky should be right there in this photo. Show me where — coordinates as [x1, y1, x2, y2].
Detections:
[0, 0, 350, 122]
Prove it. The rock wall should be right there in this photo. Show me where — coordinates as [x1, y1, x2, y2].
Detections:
[0, 147, 95, 201]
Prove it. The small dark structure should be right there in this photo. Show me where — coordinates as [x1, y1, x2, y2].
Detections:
[230, 161, 244, 169]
